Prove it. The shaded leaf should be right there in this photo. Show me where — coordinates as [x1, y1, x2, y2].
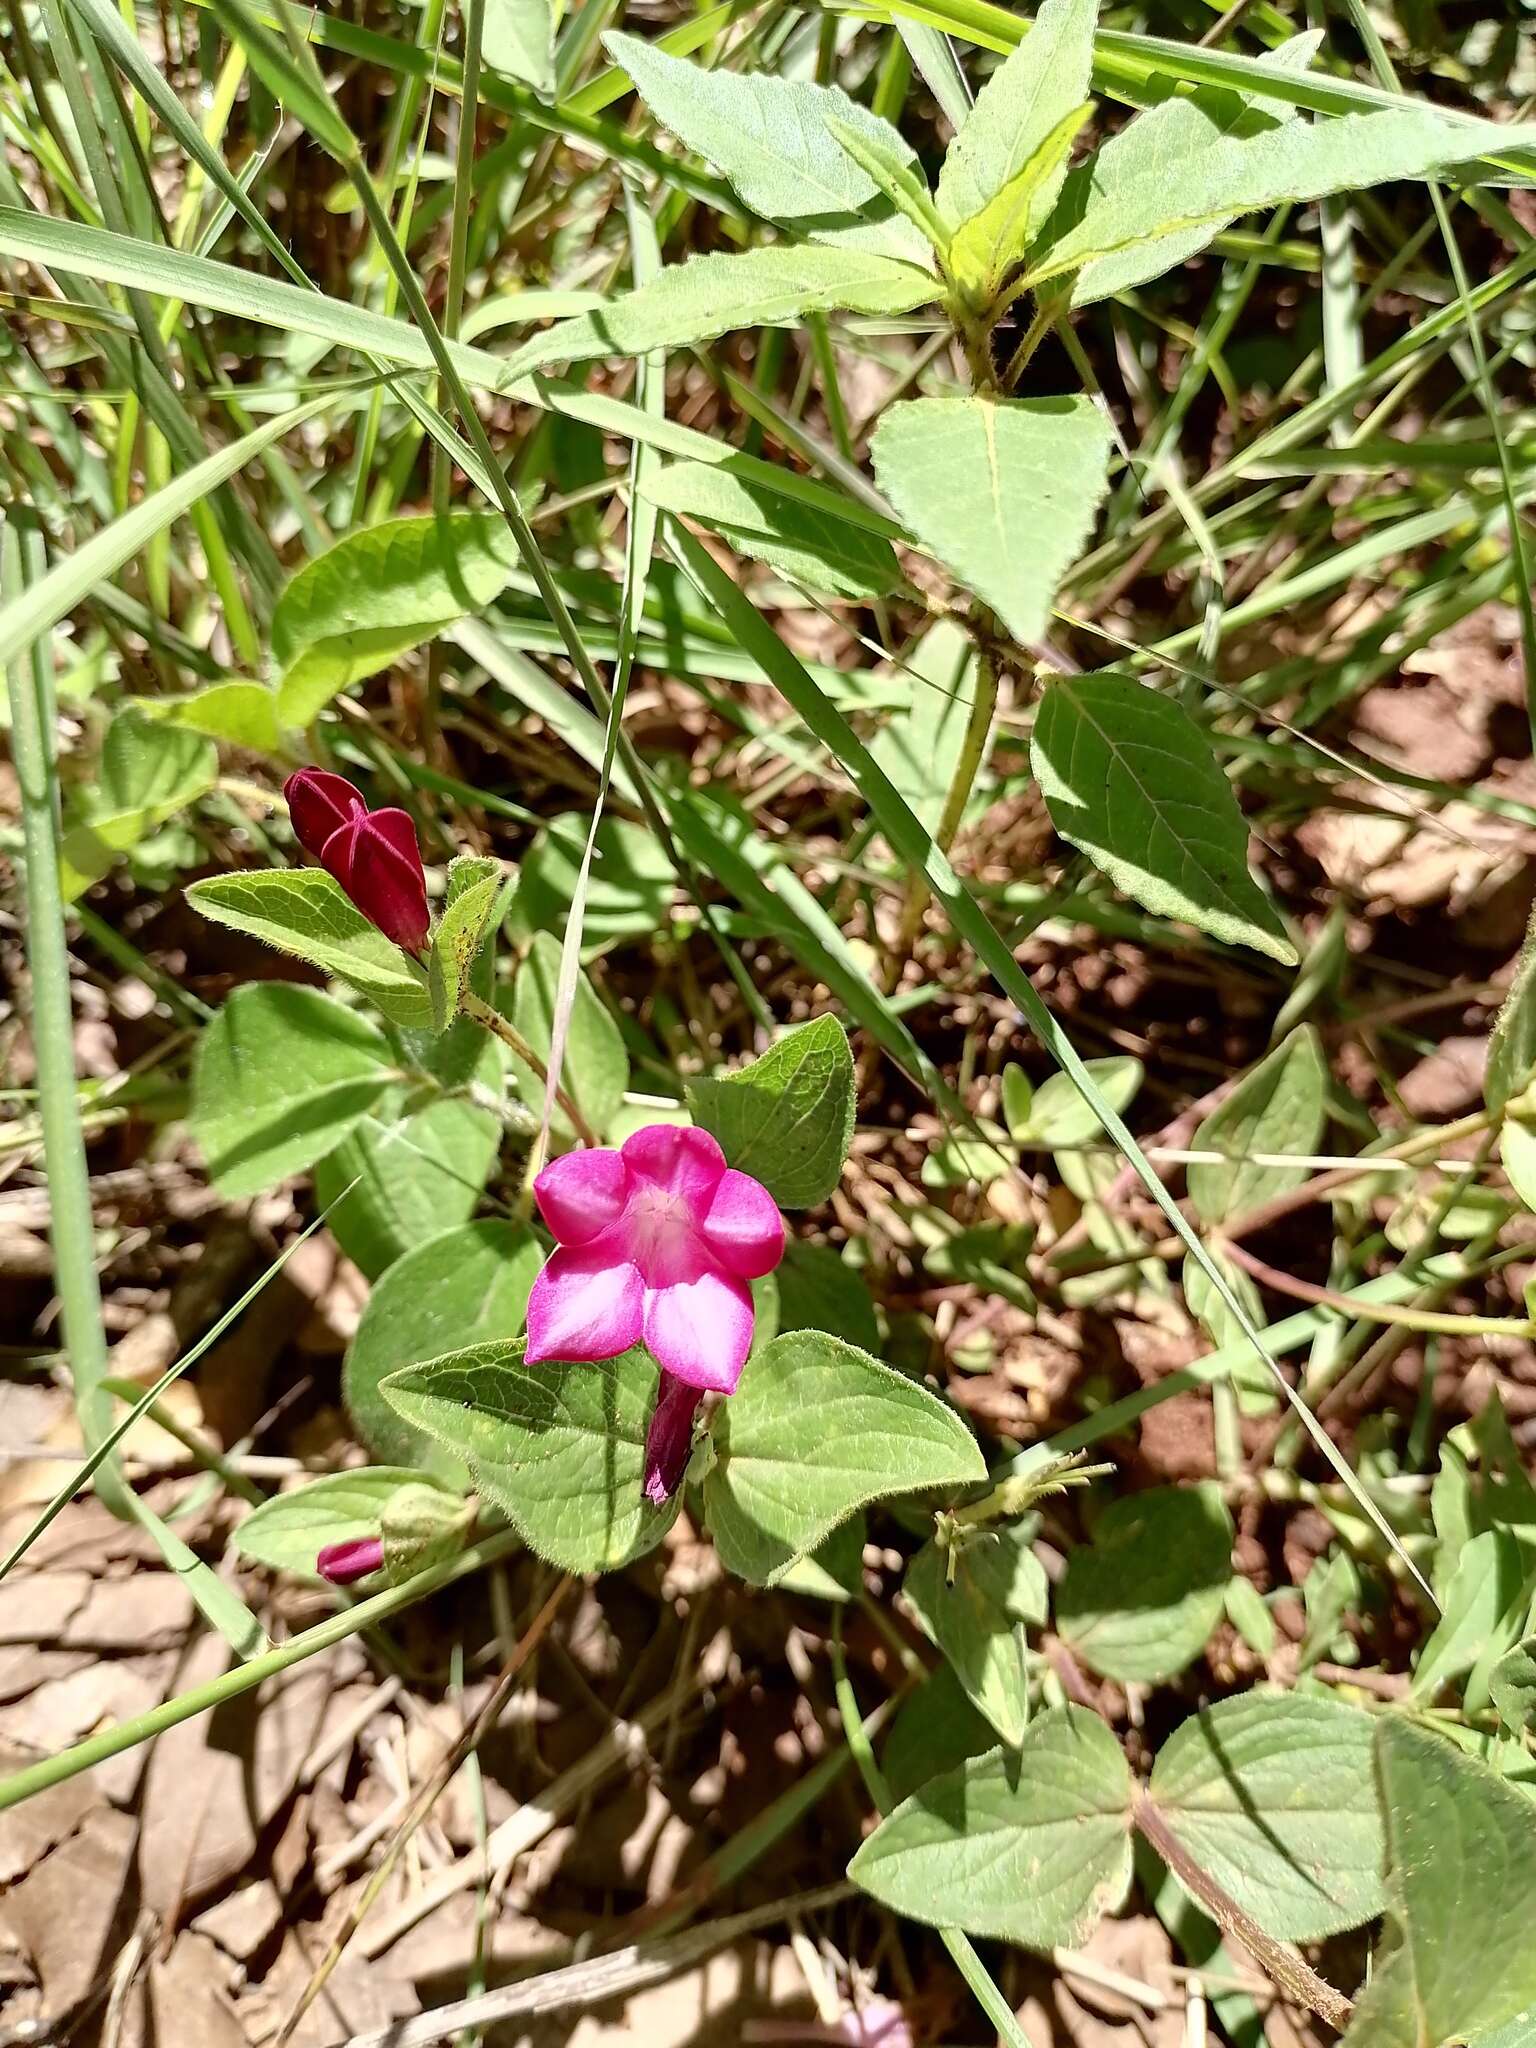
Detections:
[645, 462, 901, 599]
[127, 680, 281, 753]
[904, 1523, 1048, 1746]
[483, 0, 552, 95]
[1057, 1485, 1233, 1683]
[313, 1093, 501, 1279]
[689, 1014, 855, 1209]
[505, 929, 629, 1142]
[1188, 1025, 1326, 1224]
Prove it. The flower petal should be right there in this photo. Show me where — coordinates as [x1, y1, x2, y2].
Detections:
[284, 768, 363, 860]
[621, 1123, 727, 1208]
[700, 1169, 785, 1280]
[524, 1242, 643, 1364]
[643, 1264, 753, 1392]
[533, 1148, 632, 1247]
[321, 809, 430, 953]
[316, 1536, 385, 1585]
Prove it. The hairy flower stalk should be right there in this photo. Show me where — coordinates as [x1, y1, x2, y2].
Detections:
[526, 1125, 785, 1501]
[284, 768, 430, 954]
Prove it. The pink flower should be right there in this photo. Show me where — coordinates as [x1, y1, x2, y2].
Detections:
[526, 1125, 785, 1501]
[316, 1535, 385, 1585]
[284, 768, 430, 954]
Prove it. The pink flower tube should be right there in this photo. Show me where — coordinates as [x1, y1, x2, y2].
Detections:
[526, 1124, 785, 1502]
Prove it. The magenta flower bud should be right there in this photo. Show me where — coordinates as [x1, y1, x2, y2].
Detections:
[316, 1535, 385, 1585]
[525, 1125, 785, 1395]
[283, 769, 430, 955]
[643, 1373, 706, 1505]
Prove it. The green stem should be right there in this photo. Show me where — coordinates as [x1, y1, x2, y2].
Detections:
[0, 1525, 526, 1813]
[460, 989, 599, 1147]
[830, 1616, 1035, 2048]
[5, 519, 130, 1523]
[888, 648, 998, 974]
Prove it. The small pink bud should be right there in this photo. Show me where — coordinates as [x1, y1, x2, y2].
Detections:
[643, 1372, 705, 1505]
[283, 769, 430, 955]
[316, 1536, 385, 1585]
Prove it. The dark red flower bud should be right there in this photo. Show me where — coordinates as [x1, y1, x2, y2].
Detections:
[642, 1372, 706, 1505]
[283, 769, 430, 955]
[316, 1536, 385, 1585]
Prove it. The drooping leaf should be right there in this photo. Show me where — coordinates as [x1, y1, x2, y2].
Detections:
[503, 245, 937, 382]
[186, 869, 432, 1027]
[688, 1013, 855, 1209]
[1341, 1720, 1536, 2048]
[234, 1467, 436, 1580]
[1031, 673, 1295, 964]
[504, 929, 629, 1142]
[644, 462, 901, 599]
[904, 1523, 1048, 1746]
[273, 514, 520, 728]
[871, 394, 1112, 649]
[514, 812, 672, 956]
[127, 680, 281, 753]
[776, 1239, 881, 1352]
[483, 0, 553, 96]
[703, 1330, 985, 1585]
[61, 709, 217, 898]
[1057, 1485, 1233, 1683]
[382, 1339, 680, 1573]
[1148, 1694, 1385, 1940]
[190, 983, 393, 1199]
[882, 1662, 997, 1805]
[849, 1706, 1134, 1948]
[606, 30, 926, 262]
[345, 1219, 540, 1486]
[1188, 1025, 1327, 1224]
[313, 1091, 501, 1279]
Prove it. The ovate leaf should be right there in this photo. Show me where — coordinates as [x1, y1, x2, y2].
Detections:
[190, 983, 393, 1198]
[127, 680, 281, 753]
[514, 812, 672, 956]
[273, 514, 520, 728]
[1490, 1637, 1536, 1738]
[1006, 1055, 1143, 1149]
[1057, 1485, 1233, 1682]
[382, 1339, 680, 1573]
[849, 1706, 1134, 1948]
[688, 1013, 855, 1209]
[703, 1330, 985, 1585]
[505, 929, 629, 1142]
[882, 1662, 996, 1805]
[483, 0, 552, 96]
[904, 1523, 1048, 1746]
[61, 709, 217, 898]
[313, 1092, 501, 1279]
[1188, 1025, 1326, 1224]
[503, 245, 937, 381]
[1148, 1695, 1385, 1940]
[234, 1467, 432, 1580]
[1342, 1720, 1536, 2048]
[186, 869, 432, 1026]
[345, 1219, 541, 1485]
[1031, 673, 1295, 963]
[871, 395, 1112, 649]
[645, 462, 901, 599]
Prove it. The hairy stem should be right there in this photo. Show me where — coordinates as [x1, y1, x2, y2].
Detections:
[460, 989, 600, 1149]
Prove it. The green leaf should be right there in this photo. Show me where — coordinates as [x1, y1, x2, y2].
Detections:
[871, 394, 1112, 649]
[936, 0, 1094, 235]
[1342, 1720, 1536, 2048]
[605, 30, 926, 262]
[1148, 1694, 1385, 1940]
[61, 709, 217, 899]
[380, 1480, 470, 1585]
[1489, 901, 1536, 1116]
[688, 1014, 855, 1209]
[345, 1219, 540, 1487]
[774, 1514, 867, 1603]
[703, 1330, 985, 1585]
[1057, 1485, 1233, 1682]
[502, 245, 937, 382]
[505, 929, 629, 1142]
[1188, 1025, 1326, 1224]
[776, 1240, 881, 1352]
[1411, 1527, 1526, 1701]
[381, 1339, 680, 1574]
[185, 869, 433, 1027]
[429, 855, 502, 1028]
[190, 983, 394, 1199]
[848, 1706, 1134, 1948]
[1490, 1637, 1536, 1738]
[126, 680, 281, 754]
[947, 102, 1091, 308]
[1006, 1055, 1143, 1148]
[1031, 673, 1295, 964]
[313, 1093, 501, 1279]
[643, 462, 901, 600]
[273, 514, 520, 729]
[234, 1467, 432, 1580]
[1036, 99, 1508, 302]
[904, 1524, 1047, 1746]
[882, 1662, 997, 1805]
[1502, 1117, 1536, 1214]
[514, 812, 672, 956]
[483, 0, 553, 96]
[869, 619, 981, 834]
